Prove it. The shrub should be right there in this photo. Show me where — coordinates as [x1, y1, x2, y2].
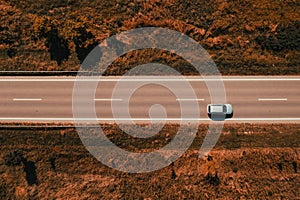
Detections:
[258, 21, 300, 51]
[62, 16, 98, 63]
[33, 17, 70, 65]
[0, 178, 7, 199]
[3, 150, 24, 166]
[233, 167, 238, 173]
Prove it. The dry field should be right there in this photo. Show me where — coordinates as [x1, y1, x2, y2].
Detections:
[1, 0, 299, 75]
[0, 123, 299, 199]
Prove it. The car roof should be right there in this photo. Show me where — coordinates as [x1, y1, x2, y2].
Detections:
[210, 105, 225, 113]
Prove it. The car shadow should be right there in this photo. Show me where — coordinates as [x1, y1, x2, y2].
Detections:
[208, 112, 233, 121]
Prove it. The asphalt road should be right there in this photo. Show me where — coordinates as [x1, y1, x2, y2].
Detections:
[0, 76, 299, 124]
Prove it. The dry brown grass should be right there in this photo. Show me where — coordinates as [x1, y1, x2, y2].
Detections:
[1, 0, 299, 74]
[0, 123, 299, 199]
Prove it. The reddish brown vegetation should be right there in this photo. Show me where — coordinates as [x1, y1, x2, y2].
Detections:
[0, 123, 299, 199]
[0, 0, 299, 74]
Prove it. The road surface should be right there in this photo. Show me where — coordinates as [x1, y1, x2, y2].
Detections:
[0, 76, 299, 124]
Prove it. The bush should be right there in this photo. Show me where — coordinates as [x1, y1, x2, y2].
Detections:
[3, 150, 24, 166]
[0, 178, 7, 199]
[205, 173, 220, 186]
[258, 21, 300, 51]
[33, 17, 70, 65]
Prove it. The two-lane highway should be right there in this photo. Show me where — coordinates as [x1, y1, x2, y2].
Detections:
[0, 76, 299, 124]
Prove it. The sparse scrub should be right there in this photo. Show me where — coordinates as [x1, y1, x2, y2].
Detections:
[0, 0, 299, 74]
[0, 124, 299, 198]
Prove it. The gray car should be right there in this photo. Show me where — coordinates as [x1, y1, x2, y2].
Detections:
[207, 104, 233, 121]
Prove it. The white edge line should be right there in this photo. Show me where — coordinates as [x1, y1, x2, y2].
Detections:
[0, 71, 79, 72]
[13, 98, 42, 101]
[258, 98, 288, 101]
[0, 118, 300, 121]
[1, 78, 300, 82]
[0, 118, 207, 121]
